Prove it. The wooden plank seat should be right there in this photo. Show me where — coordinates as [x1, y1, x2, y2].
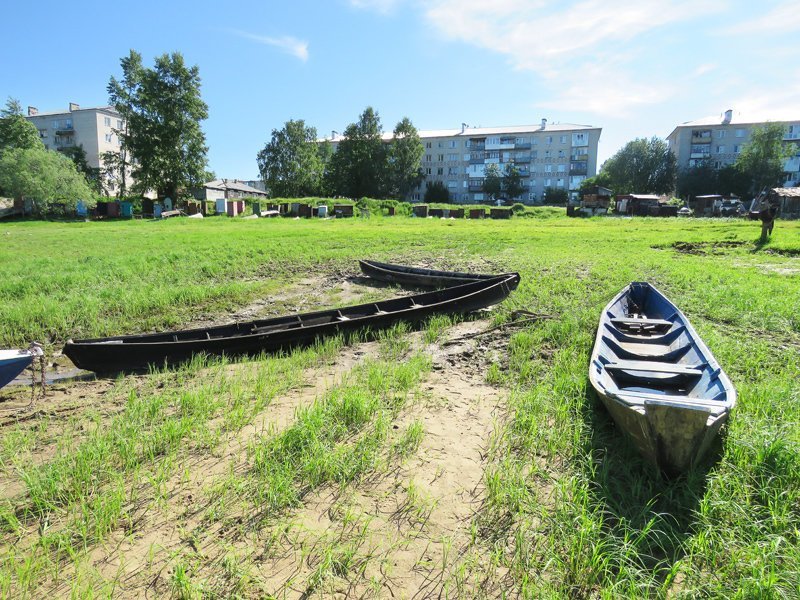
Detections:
[605, 360, 703, 376]
[611, 317, 673, 329]
[613, 390, 729, 415]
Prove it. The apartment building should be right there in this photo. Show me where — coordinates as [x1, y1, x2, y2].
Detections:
[25, 103, 125, 192]
[329, 120, 602, 203]
[667, 110, 800, 187]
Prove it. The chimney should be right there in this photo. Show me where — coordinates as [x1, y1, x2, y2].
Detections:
[541, 118, 547, 130]
[461, 122, 468, 133]
[331, 130, 339, 140]
[27, 106, 38, 116]
[722, 109, 733, 125]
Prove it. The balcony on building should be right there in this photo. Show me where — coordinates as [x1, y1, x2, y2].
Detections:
[514, 152, 531, 162]
[469, 152, 486, 164]
[571, 149, 589, 161]
[784, 156, 800, 172]
[569, 161, 588, 175]
[468, 139, 485, 150]
[468, 180, 484, 191]
[691, 129, 712, 143]
[784, 126, 800, 141]
[515, 141, 531, 149]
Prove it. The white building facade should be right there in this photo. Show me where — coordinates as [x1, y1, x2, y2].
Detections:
[25, 103, 126, 193]
[330, 120, 602, 203]
[667, 110, 800, 187]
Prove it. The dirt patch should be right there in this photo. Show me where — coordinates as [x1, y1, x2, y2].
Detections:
[241, 320, 513, 597]
[663, 241, 750, 255]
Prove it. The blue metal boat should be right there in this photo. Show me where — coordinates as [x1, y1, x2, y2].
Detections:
[589, 282, 736, 474]
[0, 349, 35, 389]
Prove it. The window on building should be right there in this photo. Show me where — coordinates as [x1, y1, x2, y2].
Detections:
[426, 142, 432, 148]
[426, 167, 432, 175]
[559, 135, 566, 144]
[557, 178, 564, 187]
[437, 167, 444, 175]
[104, 116, 111, 126]
[545, 165, 553, 173]
[448, 153, 459, 161]
[38, 129, 47, 138]
[544, 150, 551, 158]
[447, 181, 457, 189]
[558, 150, 565, 158]
[438, 141, 443, 148]
[734, 145, 740, 153]
[557, 165, 565, 173]
[545, 178, 551, 187]
[717, 130, 726, 139]
[515, 137, 527, 144]
[449, 140, 456, 148]
[437, 154, 444, 161]
[532, 150, 538, 159]
[117, 119, 123, 129]
[105, 133, 113, 143]
[717, 145, 726, 154]
[546, 136, 553, 144]
[531, 138, 538, 145]
[463, 154, 470, 161]
[425, 155, 431, 162]
[735, 129, 745, 138]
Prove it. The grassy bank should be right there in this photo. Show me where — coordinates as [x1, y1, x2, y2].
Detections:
[0, 214, 798, 596]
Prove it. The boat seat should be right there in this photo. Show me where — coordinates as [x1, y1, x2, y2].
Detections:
[613, 390, 729, 416]
[605, 360, 703, 376]
[611, 317, 673, 331]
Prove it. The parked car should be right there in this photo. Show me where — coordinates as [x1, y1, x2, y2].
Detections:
[677, 206, 693, 217]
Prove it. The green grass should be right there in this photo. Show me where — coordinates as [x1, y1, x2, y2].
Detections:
[0, 214, 799, 597]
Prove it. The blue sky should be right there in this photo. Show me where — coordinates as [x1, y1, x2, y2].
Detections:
[2, 0, 799, 180]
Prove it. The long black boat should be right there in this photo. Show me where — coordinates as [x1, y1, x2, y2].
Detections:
[64, 273, 520, 373]
[359, 259, 513, 288]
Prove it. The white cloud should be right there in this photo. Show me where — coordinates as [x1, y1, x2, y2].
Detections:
[692, 63, 716, 77]
[349, 0, 402, 14]
[727, 80, 800, 122]
[722, 1, 800, 35]
[229, 30, 309, 61]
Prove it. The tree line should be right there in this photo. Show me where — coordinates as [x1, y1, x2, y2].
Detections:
[256, 107, 424, 200]
[581, 125, 795, 201]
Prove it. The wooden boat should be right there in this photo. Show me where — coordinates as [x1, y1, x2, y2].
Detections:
[589, 282, 736, 475]
[359, 259, 515, 289]
[0, 348, 36, 389]
[64, 273, 520, 373]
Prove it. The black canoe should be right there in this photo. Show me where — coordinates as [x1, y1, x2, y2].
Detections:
[63, 273, 520, 373]
[359, 259, 514, 288]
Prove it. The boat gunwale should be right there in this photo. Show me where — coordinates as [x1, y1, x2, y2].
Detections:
[65, 273, 520, 349]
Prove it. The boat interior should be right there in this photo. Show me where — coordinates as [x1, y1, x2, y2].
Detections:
[592, 282, 730, 410]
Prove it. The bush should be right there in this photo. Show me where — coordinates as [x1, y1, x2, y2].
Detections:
[511, 202, 526, 215]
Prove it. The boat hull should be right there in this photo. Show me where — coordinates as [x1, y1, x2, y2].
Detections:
[0, 351, 34, 389]
[589, 282, 735, 475]
[359, 259, 513, 289]
[64, 274, 520, 373]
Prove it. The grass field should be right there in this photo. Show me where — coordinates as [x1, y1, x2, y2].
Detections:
[0, 214, 798, 598]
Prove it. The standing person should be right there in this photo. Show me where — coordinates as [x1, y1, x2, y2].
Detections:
[758, 194, 777, 242]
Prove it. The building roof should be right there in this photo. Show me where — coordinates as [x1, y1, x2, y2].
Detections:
[771, 187, 800, 197]
[324, 122, 599, 143]
[25, 106, 120, 119]
[668, 111, 800, 139]
[204, 179, 266, 195]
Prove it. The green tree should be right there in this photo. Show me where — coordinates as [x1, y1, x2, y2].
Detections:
[482, 163, 502, 203]
[108, 50, 209, 200]
[257, 119, 325, 197]
[735, 123, 796, 195]
[503, 164, 524, 201]
[676, 161, 718, 199]
[578, 172, 613, 194]
[423, 180, 450, 203]
[60, 145, 103, 194]
[543, 186, 568, 205]
[0, 98, 42, 152]
[386, 117, 424, 200]
[0, 146, 95, 213]
[600, 137, 676, 194]
[325, 107, 386, 198]
[717, 165, 750, 200]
